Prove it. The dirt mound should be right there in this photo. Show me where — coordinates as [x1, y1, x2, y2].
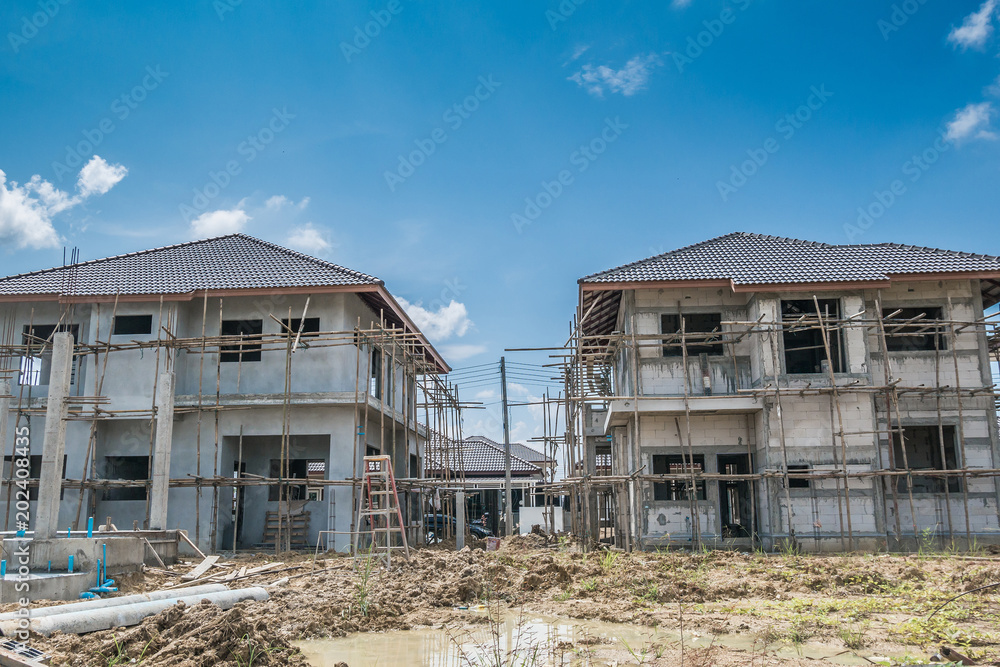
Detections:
[25, 548, 1000, 666]
[44, 598, 307, 667]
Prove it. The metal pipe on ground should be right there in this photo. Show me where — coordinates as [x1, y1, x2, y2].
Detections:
[0, 587, 268, 637]
[0, 584, 229, 622]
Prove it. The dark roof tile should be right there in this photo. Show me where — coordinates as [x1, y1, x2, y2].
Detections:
[428, 437, 540, 476]
[0, 234, 380, 296]
[581, 233, 1000, 285]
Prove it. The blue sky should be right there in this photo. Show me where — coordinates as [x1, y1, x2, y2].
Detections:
[2, 1, 999, 443]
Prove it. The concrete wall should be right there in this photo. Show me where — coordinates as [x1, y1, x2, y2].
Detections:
[613, 280, 1000, 551]
[0, 292, 427, 554]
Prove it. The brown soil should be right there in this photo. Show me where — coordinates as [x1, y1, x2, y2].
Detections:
[15, 538, 1000, 665]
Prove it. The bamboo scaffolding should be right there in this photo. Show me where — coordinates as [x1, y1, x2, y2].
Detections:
[549, 291, 1000, 552]
[1, 287, 995, 556]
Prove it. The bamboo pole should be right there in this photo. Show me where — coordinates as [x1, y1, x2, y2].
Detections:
[873, 295, 903, 547]
[812, 297, 856, 550]
[766, 320, 796, 544]
[947, 295, 973, 546]
[934, 319, 956, 545]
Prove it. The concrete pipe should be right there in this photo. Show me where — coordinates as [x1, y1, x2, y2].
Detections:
[0, 584, 229, 622]
[0, 587, 268, 637]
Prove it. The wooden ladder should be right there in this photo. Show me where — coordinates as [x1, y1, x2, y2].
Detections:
[355, 455, 409, 566]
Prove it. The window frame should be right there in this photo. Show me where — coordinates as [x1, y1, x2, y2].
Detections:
[269, 458, 326, 501]
[786, 464, 811, 489]
[280, 317, 321, 339]
[660, 313, 724, 357]
[780, 299, 844, 374]
[651, 454, 707, 501]
[112, 314, 154, 336]
[20, 324, 80, 386]
[2, 455, 67, 500]
[220, 319, 263, 363]
[102, 455, 150, 501]
[882, 306, 946, 352]
[891, 425, 960, 494]
[370, 348, 382, 399]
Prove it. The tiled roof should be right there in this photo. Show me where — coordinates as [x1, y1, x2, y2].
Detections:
[464, 436, 554, 465]
[427, 437, 540, 476]
[0, 234, 380, 297]
[581, 233, 1000, 285]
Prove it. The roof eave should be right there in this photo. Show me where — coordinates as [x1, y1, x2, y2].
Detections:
[376, 287, 452, 374]
[580, 270, 1000, 294]
[0, 283, 382, 304]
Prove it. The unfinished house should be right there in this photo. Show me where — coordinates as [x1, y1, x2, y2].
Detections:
[564, 233, 1000, 552]
[0, 234, 456, 554]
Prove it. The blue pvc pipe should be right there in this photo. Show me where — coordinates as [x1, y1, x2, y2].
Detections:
[87, 517, 93, 538]
[48, 560, 51, 573]
[67, 527, 71, 538]
[1, 560, 6, 577]
[68, 555, 74, 573]
[96, 559, 101, 586]
[102, 544, 107, 583]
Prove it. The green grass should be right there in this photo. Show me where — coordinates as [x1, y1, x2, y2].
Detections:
[837, 623, 869, 650]
[598, 550, 621, 572]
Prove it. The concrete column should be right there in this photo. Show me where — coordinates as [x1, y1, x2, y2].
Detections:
[149, 372, 175, 530]
[35, 333, 74, 539]
[455, 491, 465, 550]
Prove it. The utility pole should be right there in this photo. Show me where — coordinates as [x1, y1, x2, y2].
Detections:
[500, 356, 513, 537]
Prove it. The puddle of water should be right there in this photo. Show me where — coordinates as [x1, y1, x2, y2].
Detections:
[295, 611, 871, 666]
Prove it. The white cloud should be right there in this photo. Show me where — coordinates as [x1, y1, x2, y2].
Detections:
[77, 156, 128, 197]
[397, 298, 472, 341]
[671, 0, 693, 7]
[265, 195, 289, 209]
[24, 176, 76, 214]
[0, 155, 127, 250]
[0, 171, 61, 249]
[986, 74, 1000, 97]
[440, 343, 488, 361]
[286, 223, 332, 255]
[265, 194, 310, 211]
[948, 0, 997, 50]
[568, 53, 662, 97]
[945, 102, 996, 141]
[189, 205, 250, 238]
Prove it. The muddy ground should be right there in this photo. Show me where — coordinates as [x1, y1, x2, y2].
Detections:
[10, 535, 1000, 666]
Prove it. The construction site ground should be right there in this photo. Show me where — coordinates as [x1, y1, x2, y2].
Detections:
[12, 534, 1000, 666]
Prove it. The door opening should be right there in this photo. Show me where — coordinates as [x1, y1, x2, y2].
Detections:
[718, 454, 753, 538]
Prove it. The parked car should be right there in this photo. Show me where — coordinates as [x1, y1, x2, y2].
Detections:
[423, 513, 493, 541]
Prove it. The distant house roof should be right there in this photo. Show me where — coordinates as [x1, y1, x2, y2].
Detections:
[0, 234, 378, 297]
[580, 233, 1000, 337]
[464, 436, 554, 466]
[0, 234, 450, 372]
[427, 437, 541, 477]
